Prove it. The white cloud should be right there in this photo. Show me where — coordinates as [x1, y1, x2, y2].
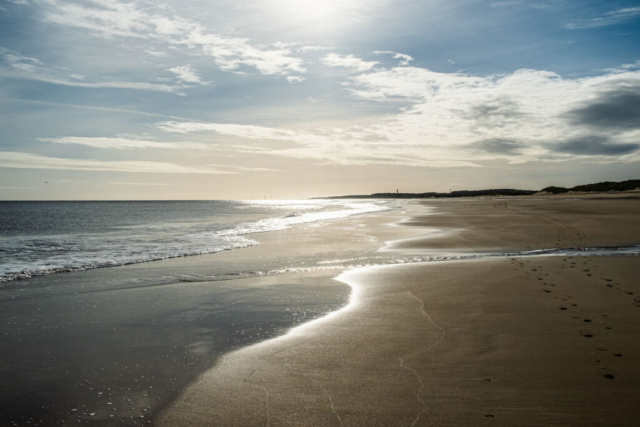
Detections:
[41, 136, 213, 150]
[372, 51, 414, 66]
[0, 152, 235, 174]
[0, 71, 187, 93]
[145, 49, 168, 57]
[298, 45, 333, 52]
[567, 7, 640, 29]
[286, 76, 306, 84]
[0, 47, 186, 93]
[321, 53, 378, 72]
[208, 164, 286, 173]
[272, 42, 299, 49]
[151, 65, 640, 167]
[38, 0, 305, 75]
[153, 120, 482, 167]
[0, 47, 42, 72]
[168, 65, 203, 83]
[156, 121, 310, 141]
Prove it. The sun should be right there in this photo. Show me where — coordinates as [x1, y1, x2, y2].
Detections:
[271, 0, 355, 27]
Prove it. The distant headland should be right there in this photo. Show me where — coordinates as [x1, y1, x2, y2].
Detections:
[317, 179, 640, 199]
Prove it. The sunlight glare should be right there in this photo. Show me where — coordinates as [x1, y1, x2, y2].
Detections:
[272, 0, 355, 27]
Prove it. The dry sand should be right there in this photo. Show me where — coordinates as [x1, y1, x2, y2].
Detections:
[158, 196, 640, 426]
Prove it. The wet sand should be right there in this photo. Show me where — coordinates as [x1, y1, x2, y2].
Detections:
[158, 196, 640, 426]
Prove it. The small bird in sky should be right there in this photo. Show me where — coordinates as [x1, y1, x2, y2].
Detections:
[45, 181, 48, 184]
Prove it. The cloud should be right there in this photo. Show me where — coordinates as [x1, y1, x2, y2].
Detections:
[37, 0, 305, 75]
[41, 136, 213, 150]
[208, 164, 286, 173]
[298, 45, 333, 52]
[168, 65, 203, 83]
[567, 7, 640, 29]
[372, 51, 414, 66]
[554, 135, 640, 156]
[152, 65, 640, 167]
[145, 49, 168, 57]
[8, 99, 192, 121]
[344, 66, 640, 162]
[0, 47, 186, 93]
[0, 152, 235, 174]
[460, 97, 525, 129]
[321, 54, 378, 72]
[286, 76, 306, 84]
[155, 121, 308, 141]
[565, 89, 640, 130]
[0, 70, 186, 93]
[472, 138, 526, 154]
[153, 119, 481, 168]
[0, 47, 42, 72]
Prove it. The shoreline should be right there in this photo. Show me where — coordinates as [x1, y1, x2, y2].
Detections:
[0, 202, 425, 427]
[158, 196, 640, 426]
[0, 200, 395, 284]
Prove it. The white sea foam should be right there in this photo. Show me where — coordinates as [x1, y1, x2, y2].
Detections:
[192, 202, 392, 239]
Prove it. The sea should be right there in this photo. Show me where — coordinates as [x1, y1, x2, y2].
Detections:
[0, 199, 392, 283]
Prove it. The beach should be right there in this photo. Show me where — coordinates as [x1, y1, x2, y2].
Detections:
[0, 200, 419, 426]
[1, 196, 639, 426]
[157, 196, 640, 426]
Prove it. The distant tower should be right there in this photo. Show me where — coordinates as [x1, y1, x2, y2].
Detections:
[396, 189, 398, 195]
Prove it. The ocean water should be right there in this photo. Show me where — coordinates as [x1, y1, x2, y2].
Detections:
[0, 200, 391, 282]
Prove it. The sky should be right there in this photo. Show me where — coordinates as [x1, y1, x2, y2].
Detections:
[1, 0, 639, 200]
